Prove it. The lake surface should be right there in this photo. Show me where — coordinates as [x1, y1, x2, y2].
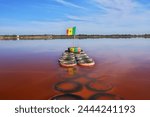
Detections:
[0, 39, 150, 100]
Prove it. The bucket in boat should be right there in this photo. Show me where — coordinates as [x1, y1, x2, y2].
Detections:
[68, 47, 81, 53]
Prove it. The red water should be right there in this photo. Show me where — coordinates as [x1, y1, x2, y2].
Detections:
[0, 39, 150, 100]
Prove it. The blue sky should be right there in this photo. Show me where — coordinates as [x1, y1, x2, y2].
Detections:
[0, 0, 150, 34]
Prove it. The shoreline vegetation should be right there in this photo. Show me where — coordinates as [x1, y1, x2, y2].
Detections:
[0, 34, 150, 40]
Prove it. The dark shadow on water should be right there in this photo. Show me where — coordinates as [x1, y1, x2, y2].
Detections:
[0, 39, 150, 99]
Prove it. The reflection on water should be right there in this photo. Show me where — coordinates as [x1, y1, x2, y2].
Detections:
[0, 39, 150, 100]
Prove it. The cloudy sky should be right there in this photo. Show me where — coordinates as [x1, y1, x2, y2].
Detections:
[0, 0, 150, 34]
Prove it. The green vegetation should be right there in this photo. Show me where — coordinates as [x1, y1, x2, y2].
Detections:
[0, 34, 150, 40]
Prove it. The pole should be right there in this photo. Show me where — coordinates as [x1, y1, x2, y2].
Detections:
[74, 35, 75, 47]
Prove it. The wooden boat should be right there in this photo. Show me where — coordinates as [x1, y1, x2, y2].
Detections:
[58, 47, 95, 67]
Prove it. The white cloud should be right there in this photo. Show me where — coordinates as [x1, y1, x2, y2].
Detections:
[66, 15, 90, 21]
[1, 15, 149, 35]
[55, 0, 85, 9]
[0, 0, 150, 34]
[62, 0, 150, 34]
[93, 0, 139, 13]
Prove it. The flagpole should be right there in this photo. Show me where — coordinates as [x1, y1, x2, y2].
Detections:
[74, 35, 75, 47]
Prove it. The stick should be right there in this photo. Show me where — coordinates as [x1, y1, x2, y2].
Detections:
[73, 35, 75, 47]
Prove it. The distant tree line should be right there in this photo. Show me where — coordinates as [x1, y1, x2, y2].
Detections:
[0, 34, 150, 40]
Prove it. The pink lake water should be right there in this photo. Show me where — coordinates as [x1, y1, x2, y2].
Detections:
[0, 39, 150, 100]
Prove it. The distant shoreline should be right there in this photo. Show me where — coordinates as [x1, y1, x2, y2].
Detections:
[0, 34, 150, 40]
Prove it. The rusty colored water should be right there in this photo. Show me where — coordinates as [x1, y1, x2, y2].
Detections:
[0, 39, 150, 100]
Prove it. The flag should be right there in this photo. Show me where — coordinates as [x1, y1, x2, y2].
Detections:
[66, 26, 76, 36]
